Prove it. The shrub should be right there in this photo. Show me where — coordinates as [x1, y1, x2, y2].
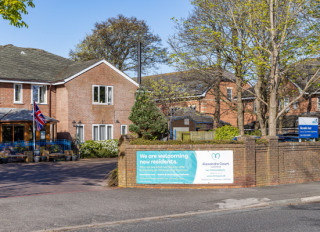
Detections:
[130, 138, 243, 145]
[214, 125, 239, 140]
[107, 168, 118, 187]
[80, 139, 118, 158]
[245, 130, 262, 137]
[129, 88, 168, 140]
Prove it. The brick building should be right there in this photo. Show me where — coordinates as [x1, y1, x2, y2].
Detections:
[0, 44, 138, 143]
[143, 71, 254, 127]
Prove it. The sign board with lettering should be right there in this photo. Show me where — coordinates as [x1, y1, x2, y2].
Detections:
[298, 117, 319, 139]
[136, 150, 233, 184]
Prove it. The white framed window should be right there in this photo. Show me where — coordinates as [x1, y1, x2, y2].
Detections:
[189, 105, 196, 110]
[293, 101, 298, 110]
[31, 85, 47, 104]
[184, 118, 190, 125]
[227, 88, 233, 100]
[121, 125, 127, 135]
[92, 85, 113, 105]
[284, 98, 290, 111]
[14, 84, 23, 103]
[253, 102, 257, 113]
[92, 124, 113, 140]
[76, 125, 85, 143]
[317, 97, 320, 110]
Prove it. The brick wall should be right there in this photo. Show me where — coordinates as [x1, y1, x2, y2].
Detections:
[56, 63, 137, 140]
[118, 136, 320, 188]
[0, 82, 54, 116]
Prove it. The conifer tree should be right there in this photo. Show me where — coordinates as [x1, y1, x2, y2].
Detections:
[129, 89, 168, 139]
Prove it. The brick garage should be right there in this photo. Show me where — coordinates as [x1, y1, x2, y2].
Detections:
[118, 136, 320, 188]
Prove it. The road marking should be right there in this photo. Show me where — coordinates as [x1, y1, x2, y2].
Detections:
[34, 195, 320, 232]
[33, 203, 271, 232]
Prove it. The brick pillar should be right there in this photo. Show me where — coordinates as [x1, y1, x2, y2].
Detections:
[118, 135, 134, 187]
[244, 137, 256, 187]
[267, 136, 279, 185]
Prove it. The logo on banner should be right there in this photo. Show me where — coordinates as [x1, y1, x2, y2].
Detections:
[211, 153, 220, 160]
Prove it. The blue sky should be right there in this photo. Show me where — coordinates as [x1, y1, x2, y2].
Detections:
[0, 0, 193, 76]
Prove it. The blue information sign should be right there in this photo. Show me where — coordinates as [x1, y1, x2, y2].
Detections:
[299, 117, 319, 139]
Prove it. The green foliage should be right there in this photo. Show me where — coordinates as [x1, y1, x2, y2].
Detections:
[107, 168, 118, 187]
[80, 139, 119, 158]
[70, 14, 167, 73]
[14, 143, 26, 152]
[49, 144, 62, 153]
[214, 125, 239, 141]
[255, 139, 269, 144]
[144, 78, 190, 116]
[130, 138, 243, 145]
[245, 130, 262, 137]
[129, 89, 168, 140]
[0, 0, 35, 28]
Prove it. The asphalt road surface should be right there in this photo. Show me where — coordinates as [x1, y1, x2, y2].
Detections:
[0, 158, 117, 198]
[69, 202, 320, 232]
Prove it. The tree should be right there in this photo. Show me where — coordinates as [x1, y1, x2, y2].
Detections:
[227, 0, 320, 136]
[129, 89, 168, 139]
[143, 77, 190, 116]
[171, 0, 320, 137]
[70, 14, 167, 74]
[169, 0, 251, 135]
[0, 0, 34, 28]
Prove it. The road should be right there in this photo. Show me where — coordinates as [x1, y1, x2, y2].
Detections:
[1, 159, 320, 231]
[70, 202, 320, 232]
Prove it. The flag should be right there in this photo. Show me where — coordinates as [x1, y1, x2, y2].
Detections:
[33, 102, 46, 131]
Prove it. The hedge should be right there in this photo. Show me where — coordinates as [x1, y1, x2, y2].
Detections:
[130, 138, 243, 145]
[80, 139, 118, 158]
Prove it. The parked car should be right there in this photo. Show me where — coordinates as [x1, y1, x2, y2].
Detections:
[278, 134, 299, 142]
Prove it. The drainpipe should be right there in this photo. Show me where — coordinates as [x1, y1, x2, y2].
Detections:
[49, 84, 52, 117]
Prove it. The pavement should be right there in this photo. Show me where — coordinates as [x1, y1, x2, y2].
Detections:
[1, 159, 320, 231]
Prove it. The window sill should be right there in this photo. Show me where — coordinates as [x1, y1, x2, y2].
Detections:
[14, 102, 24, 105]
[92, 103, 113, 105]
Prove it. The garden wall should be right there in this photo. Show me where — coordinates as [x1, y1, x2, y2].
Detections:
[118, 136, 320, 188]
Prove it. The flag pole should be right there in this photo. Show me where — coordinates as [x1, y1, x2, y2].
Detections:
[33, 100, 36, 151]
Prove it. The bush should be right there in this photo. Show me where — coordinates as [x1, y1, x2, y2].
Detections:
[107, 168, 118, 187]
[130, 138, 243, 145]
[245, 130, 262, 137]
[129, 88, 168, 140]
[80, 139, 118, 158]
[214, 125, 239, 140]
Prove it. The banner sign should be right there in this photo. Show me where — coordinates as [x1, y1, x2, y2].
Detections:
[299, 117, 319, 139]
[136, 150, 233, 184]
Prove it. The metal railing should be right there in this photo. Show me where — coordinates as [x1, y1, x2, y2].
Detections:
[0, 140, 71, 153]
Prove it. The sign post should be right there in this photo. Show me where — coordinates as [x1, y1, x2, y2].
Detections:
[298, 117, 319, 141]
